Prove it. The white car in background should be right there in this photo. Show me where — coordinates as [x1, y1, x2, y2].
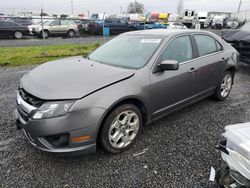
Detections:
[168, 22, 187, 29]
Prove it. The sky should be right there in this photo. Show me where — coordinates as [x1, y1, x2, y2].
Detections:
[0, 0, 249, 15]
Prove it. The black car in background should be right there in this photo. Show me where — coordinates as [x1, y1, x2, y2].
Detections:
[6, 17, 33, 26]
[222, 22, 250, 63]
[104, 18, 136, 34]
[0, 20, 30, 39]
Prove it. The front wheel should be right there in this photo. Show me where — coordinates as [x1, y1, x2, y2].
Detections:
[100, 104, 142, 153]
[14, 31, 23, 39]
[40, 30, 49, 39]
[213, 71, 233, 101]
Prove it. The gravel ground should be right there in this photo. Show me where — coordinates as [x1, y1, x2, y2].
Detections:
[0, 62, 250, 188]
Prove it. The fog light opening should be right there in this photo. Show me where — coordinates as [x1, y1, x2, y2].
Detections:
[45, 133, 69, 148]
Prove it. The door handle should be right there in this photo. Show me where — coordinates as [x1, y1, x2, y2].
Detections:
[188, 67, 196, 73]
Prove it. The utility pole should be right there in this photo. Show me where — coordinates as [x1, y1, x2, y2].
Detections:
[120, 7, 123, 15]
[71, 0, 74, 15]
[238, 0, 242, 12]
[40, 6, 46, 55]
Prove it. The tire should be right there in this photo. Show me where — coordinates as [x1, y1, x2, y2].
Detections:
[100, 104, 142, 153]
[212, 71, 233, 101]
[40, 30, 49, 39]
[67, 30, 75, 38]
[14, 31, 23, 39]
[129, 27, 135, 31]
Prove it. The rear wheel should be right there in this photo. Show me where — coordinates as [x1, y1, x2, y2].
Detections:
[67, 30, 75, 38]
[14, 31, 23, 39]
[100, 104, 142, 153]
[213, 71, 233, 101]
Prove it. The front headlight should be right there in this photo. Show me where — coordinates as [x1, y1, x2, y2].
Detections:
[33, 101, 74, 119]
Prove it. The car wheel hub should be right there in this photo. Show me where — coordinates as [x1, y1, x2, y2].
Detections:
[108, 110, 139, 149]
[15, 31, 22, 39]
[220, 74, 232, 97]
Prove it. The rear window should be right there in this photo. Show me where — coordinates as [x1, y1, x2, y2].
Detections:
[194, 35, 218, 56]
[216, 41, 223, 51]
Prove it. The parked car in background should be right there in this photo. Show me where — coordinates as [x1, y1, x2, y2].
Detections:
[28, 21, 49, 35]
[104, 18, 137, 34]
[212, 16, 224, 29]
[6, 17, 33, 26]
[0, 20, 30, 39]
[31, 20, 79, 38]
[136, 21, 167, 30]
[167, 22, 187, 29]
[226, 18, 239, 29]
[222, 22, 250, 63]
[16, 29, 238, 155]
[74, 19, 93, 33]
[87, 19, 103, 34]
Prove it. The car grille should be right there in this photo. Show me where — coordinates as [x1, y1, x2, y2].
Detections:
[231, 41, 250, 62]
[18, 87, 44, 108]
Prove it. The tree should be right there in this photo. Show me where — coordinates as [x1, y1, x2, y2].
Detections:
[127, 1, 145, 14]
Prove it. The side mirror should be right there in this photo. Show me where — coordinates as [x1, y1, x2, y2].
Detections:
[158, 60, 179, 71]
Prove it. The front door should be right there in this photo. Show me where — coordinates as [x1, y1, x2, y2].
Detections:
[150, 35, 199, 119]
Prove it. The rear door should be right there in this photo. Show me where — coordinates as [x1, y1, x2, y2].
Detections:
[192, 34, 227, 93]
[60, 20, 70, 34]
[150, 35, 200, 119]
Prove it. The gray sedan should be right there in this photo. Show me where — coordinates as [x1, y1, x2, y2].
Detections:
[15, 29, 238, 154]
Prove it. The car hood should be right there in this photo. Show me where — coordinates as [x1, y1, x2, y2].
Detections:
[21, 56, 135, 100]
[222, 29, 250, 43]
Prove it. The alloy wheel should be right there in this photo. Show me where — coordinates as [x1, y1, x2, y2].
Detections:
[108, 110, 140, 149]
[220, 74, 233, 98]
[14, 31, 23, 39]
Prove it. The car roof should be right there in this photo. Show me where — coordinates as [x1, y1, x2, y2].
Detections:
[123, 29, 215, 38]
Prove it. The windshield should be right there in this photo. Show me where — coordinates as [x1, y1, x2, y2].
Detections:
[88, 36, 163, 69]
[241, 22, 250, 31]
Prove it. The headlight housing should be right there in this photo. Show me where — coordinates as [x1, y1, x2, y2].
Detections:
[32, 101, 74, 119]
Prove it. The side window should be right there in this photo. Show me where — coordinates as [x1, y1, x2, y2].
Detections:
[194, 35, 218, 56]
[3, 22, 17, 27]
[50, 21, 60, 26]
[216, 41, 223, 51]
[159, 36, 193, 63]
[61, 20, 70, 25]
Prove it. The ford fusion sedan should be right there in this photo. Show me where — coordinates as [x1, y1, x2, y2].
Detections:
[16, 29, 238, 154]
